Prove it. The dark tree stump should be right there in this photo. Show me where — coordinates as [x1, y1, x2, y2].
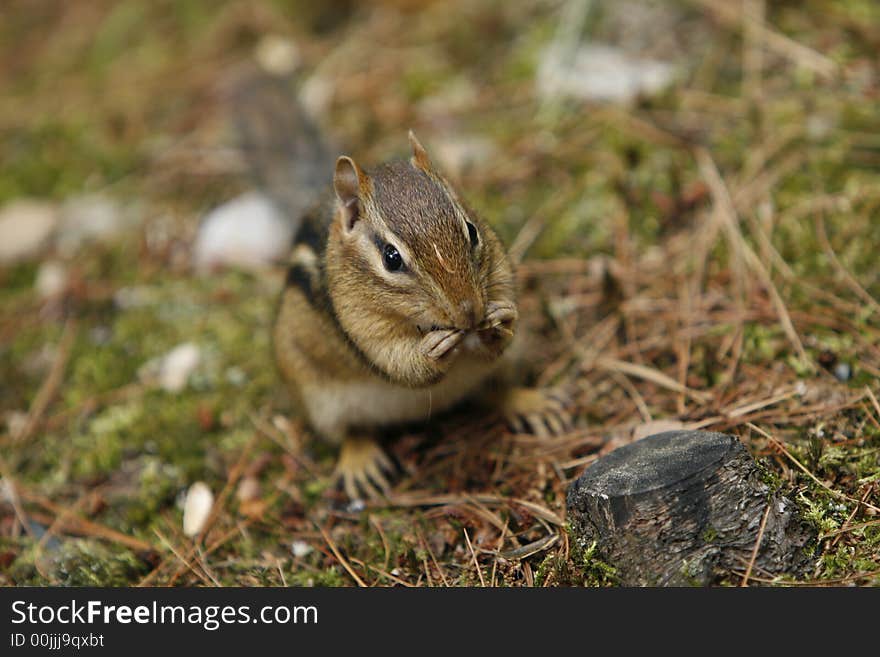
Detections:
[566, 430, 816, 586]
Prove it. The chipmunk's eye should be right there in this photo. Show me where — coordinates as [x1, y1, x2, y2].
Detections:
[466, 220, 479, 249]
[382, 243, 404, 272]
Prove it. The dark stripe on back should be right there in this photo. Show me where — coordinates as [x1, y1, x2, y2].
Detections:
[285, 263, 315, 301]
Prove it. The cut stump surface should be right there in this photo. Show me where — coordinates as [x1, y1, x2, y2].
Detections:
[566, 430, 816, 585]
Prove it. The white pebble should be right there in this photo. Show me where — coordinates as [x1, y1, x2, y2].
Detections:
[140, 343, 201, 392]
[291, 540, 312, 558]
[57, 195, 126, 254]
[255, 35, 300, 76]
[299, 74, 334, 118]
[5, 411, 29, 439]
[236, 476, 260, 503]
[0, 200, 57, 264]
[833, 362, 852, 382]
[159, 343, 201, 392]
[183, 482, 214, 537]
[35, 260, 67, 298]
[193, 192, 292, 272]
[537, 44, 673, 104]
[432, 136, 496, 179]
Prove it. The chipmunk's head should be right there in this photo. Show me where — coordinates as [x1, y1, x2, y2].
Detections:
[325, 132, 515, 386]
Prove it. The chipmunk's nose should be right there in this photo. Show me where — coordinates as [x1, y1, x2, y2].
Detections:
[456, 296, 485, 330]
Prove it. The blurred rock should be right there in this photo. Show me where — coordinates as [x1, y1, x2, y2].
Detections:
[4, 411, 29, 439]
[433, 135, 496, 179]
[236, 476, 260, 503]
[417, 77, 479, 120]
[0, 200, 58, 264]
[193, 192, 292, 272]
[255, 35, 301, 76]
[114, 285, 157, 310]
[34, 260, 68, 298]
[139, 342, 201, 393]
[534, 0, 705, 105]
[833, 362, 852, 382]
[299, 73, 334, 119]
[183, 482, 214, 537]
[537, 44, 673, 104]
[291, 540, 312, 558]
[57, 195, 129, 254]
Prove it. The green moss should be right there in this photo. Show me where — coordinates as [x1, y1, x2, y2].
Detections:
[287, 568, 347, 587]
[563, 531, 617, 587]
[9, 540, 147, 587]
[0, 121, 141, 203]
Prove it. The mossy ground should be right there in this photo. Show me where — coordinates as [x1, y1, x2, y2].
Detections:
[1, 0, 879, 586]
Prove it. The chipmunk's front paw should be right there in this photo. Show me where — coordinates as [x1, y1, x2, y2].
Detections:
[478, 300, 517, 355]
[501, 387, 574, 437]
[420, 328, 463, 360]
[482, 299, 517, 333]
[334, 437, 396, 501]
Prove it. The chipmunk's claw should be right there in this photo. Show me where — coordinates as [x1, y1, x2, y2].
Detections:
[334, 437, 396, 501]
[501, 387, 574, 438]
[421, 328, 463, 360]
[482, 299, 517, 330]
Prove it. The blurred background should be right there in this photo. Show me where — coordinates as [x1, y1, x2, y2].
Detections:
[1, 1, 879, 586]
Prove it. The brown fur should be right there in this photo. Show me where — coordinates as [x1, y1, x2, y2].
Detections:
[267, 133, 579, 501]
[273, 134, 517, 444]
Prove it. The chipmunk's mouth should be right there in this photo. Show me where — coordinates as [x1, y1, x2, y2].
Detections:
[416, 322, 459, 335]
[415, 316, 494, 336]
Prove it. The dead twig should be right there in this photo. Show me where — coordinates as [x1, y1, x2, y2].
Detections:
[318, 524, 367, 587]
[740, 501, 772, 586]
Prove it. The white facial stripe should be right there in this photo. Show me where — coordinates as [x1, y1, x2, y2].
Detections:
[362, 192, 427, 278]
[438, 180, 476, 244]
[363, 239, 411, 286]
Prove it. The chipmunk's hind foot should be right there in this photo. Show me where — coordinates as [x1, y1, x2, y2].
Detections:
[501, 387, 574, 437]
[334, 437, 396, 501]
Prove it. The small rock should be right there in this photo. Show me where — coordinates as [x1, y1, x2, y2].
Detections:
[160, 343, 201, 392]
[291, 540, 312, 558]
[236, 476, 260, 503]
[193, 192, 292, 272]
[537, 44, 673, 104]
[140, 343, 201, 392]
[347, 499, 365, 513]
[225, 366, 247, 386]
[417, 77, 478, 119]
[4, 411, 29, 438]
[833, 362, 852, 382]
[0, 478, 13, 504]
[89, 325, 112, 345]
[299, 73, 334, 118]
[114, 285, 156, 310]
[255, 35, 300, 76]
[34, 260, 68, 298]
[0, 200, 58, 264]
[432, 136, 496, 179]
[57, 195, 127, 254]
[183, 482, 214, 537]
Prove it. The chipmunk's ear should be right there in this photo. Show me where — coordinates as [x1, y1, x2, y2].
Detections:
[334, 156, 368, 233]
[408, 130, 433, 172]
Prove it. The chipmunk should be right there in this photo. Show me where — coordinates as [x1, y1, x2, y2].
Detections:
[234, 75, 573, 499]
